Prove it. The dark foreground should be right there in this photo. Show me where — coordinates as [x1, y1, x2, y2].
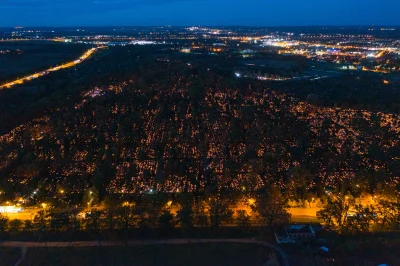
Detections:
[14, 243, 278, 266]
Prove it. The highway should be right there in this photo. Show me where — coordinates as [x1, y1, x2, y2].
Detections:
[0, 46, 103, 90]
[0, 39, 54, 42]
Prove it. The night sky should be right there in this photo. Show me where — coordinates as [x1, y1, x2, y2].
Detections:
[1, 0, 399, 27]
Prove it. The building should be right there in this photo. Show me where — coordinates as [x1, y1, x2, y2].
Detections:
[0, 206, 23, 213]
[275, 224, 316, 243]
[286, 224, 316, 240]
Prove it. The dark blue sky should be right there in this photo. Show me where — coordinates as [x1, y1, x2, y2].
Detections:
[1, 0, 399, 27]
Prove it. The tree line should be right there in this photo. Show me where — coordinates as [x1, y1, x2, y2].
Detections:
[0, 186, 290, 237]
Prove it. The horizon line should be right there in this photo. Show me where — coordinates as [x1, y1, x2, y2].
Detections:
[1, 25, 400, 28]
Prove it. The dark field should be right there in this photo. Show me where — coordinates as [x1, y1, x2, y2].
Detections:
[20, 243, 278, 266]
[0, 248, 21, 266]
[0, 41, 88, 83]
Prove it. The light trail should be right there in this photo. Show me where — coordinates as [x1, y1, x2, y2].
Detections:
[0, 46, 104, 90]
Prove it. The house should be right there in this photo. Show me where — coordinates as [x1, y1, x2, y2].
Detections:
[275, 224, 316, 243]
[286, 224, 316, 240]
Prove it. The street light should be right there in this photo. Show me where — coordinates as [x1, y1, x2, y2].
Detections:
[248, 198, 255, 205]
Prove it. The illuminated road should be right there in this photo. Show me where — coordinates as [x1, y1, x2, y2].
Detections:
[231, 204, 322, 223]
[288, 207, 322, 223]
[0, 39, 54, 42]
[5, 206, 323, 223]
[3, 210, 37, 221]
[2, 206, 322, 224]
[3, 198, 326, 225]
[0, 46, 104, 90]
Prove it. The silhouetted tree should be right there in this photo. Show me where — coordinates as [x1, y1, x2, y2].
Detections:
[0, 214, 8, 234]
[9, 219, 23, 233]
[236, 210, 251, 229]
[176, 205, 194, 231]
[208, 198, 233, 228]
[252, 186, 291, 229]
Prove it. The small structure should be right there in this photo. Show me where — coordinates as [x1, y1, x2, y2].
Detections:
[275, 224, 316, 243]
[0, 206, 23, 213]
[286, 224, 316, 240]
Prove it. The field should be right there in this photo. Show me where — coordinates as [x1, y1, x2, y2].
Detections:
[0, 41, 88, 83]
[19, 243, 279, 266]
[0, 248, 21, 266]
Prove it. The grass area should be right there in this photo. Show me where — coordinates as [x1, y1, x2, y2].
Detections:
[20, 243, 279, 266]
[0, 41, 88, 82]
[0, 248, 21, 266]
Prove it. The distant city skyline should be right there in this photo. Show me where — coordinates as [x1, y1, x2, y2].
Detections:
[0, 0, 399, 27]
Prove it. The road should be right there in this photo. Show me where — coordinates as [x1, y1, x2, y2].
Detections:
[3, 211, 37, 221]
[288, 207, 322, 223]
[230, 202, 322, 223]
[0, 39, 55, 42]
[0, 238, 289, 266]
[2, 206, 322, 224]
[0, 46, 104, 90]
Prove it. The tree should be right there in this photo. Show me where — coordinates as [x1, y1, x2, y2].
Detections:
[33, 210, 48, 233]
[0, 214, 8, 234]
[116, 206, 137, 230]
[287, 166, 313, 201]
[315, 195, 375, 234]
[158, 210, 175, 230]
[375, 199, 400, 231]
[48, 210, 71, 232]
[176, 205, 194, 231]
[193, 203, 209, 228]
[8, 219, 23, 233]
[208, 198, 233, 228]
[83, 187, 100, 208]
[252, 187, 291, 228]
[317, 196, 352, 232]
[236, 210, 251, 229]
[136, 205, 150, 229]
[68, 209, 82, 232]
[346, 204, 376, 233]
[102, 196, 118, 230]
[115, 205, 137, 245]
[24, 220, 34, 232]
[84, 209, 103, 231]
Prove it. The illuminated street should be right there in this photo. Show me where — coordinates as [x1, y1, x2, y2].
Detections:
[1, 206, 322, 224]
[0, 46, 103, 90]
